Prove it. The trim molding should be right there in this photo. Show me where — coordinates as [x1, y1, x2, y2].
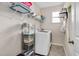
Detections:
[52, 43, 64, 47]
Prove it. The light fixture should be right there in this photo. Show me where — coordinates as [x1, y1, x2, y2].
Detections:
[10, 2, 31, 14]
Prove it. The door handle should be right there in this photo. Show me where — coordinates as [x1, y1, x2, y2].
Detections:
[69, 40, 74, 45]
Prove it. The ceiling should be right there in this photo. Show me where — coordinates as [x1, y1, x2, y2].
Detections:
[35, 2, 64, 8]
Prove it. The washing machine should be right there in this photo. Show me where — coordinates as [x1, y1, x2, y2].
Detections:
[35, 30, 52, 55]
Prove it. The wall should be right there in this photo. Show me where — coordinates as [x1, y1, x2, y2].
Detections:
[31, 2, 41, 15]
[0, 2, 40, 56]
[41, 4, 65, 46]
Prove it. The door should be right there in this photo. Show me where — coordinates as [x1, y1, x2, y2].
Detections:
[73, 2, 79, 56]
[69, 2, 79, 56]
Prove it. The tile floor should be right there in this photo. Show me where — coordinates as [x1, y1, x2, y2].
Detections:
[49, 45, 65, 56]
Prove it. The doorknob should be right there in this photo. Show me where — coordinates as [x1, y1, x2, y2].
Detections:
[69, 40, 74, 45]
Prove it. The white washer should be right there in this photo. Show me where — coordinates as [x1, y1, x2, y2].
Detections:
[35, 31, 52, 55]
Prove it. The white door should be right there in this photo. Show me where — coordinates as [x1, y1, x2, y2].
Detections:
[69, 2, 79, 56]
[73, 2, 79, 56]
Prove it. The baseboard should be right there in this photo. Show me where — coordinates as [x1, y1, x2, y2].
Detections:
[52, 43, 64, 47]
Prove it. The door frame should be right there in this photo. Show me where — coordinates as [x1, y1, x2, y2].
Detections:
[64, 3, 76, 56]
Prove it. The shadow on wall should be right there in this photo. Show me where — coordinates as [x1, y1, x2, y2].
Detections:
[0, 24, 22, 56]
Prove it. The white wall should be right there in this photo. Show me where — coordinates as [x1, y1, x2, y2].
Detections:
[41, 4, 65, 46]
[0, 2, 40, 56]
